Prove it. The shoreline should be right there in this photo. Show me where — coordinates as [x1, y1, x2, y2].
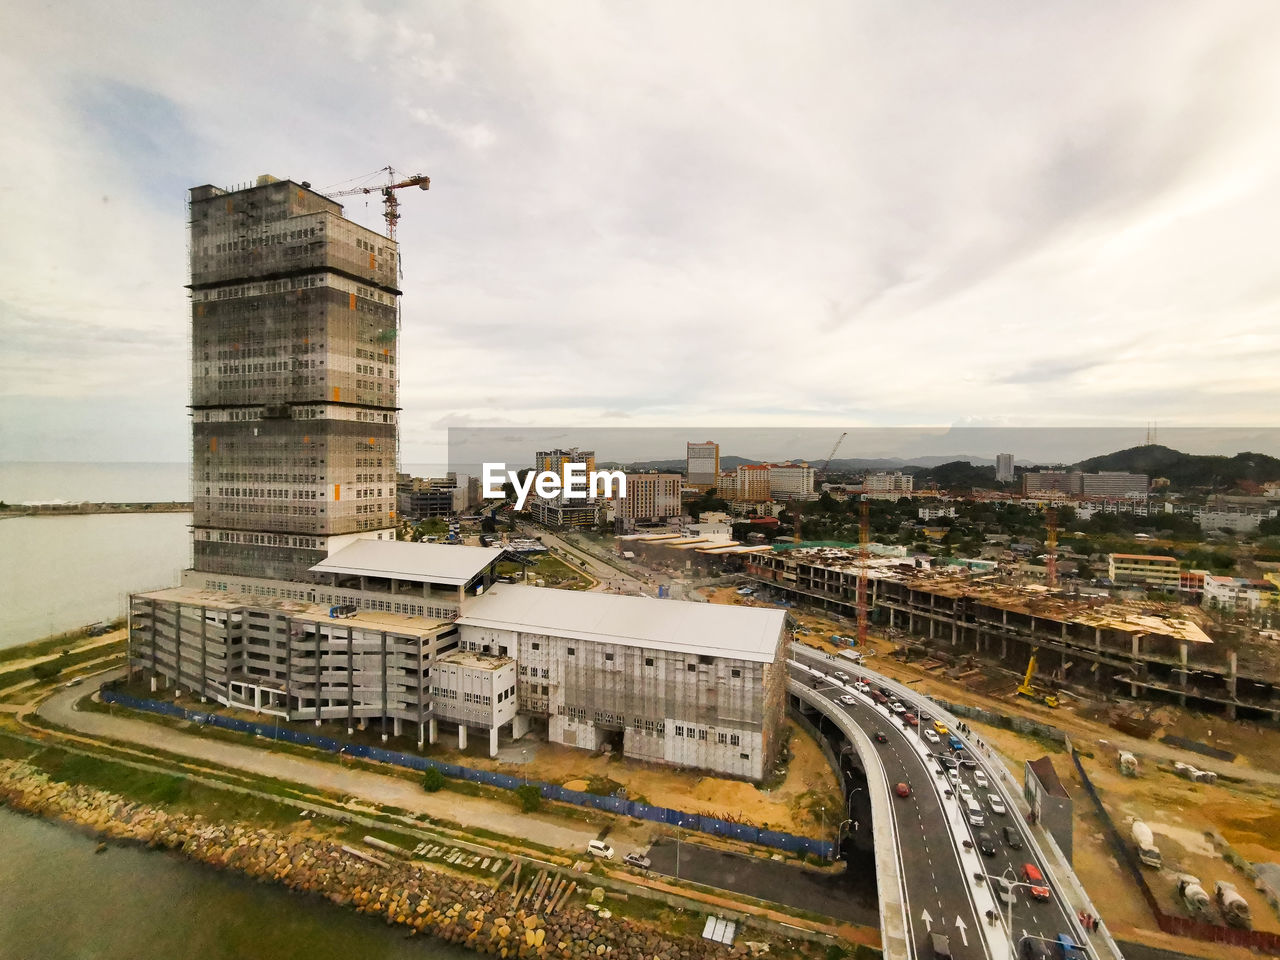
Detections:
[0, 503, 192, 519]
[0, 759, 761, 960]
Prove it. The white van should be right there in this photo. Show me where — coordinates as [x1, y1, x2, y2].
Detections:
[966, 798, 985, 828]
[587, 839, 615, 859]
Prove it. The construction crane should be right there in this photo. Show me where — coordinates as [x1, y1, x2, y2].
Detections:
[818, 431, 848, 479]
[1016, 654, 1060, 708]
[857, 499, 871, 647]
[1044, 507, 1058, 590]
[790, 431, 849, 544]
[325, 166, 430, 240]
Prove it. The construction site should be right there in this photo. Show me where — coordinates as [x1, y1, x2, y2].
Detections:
[745, 547, 1280, 722]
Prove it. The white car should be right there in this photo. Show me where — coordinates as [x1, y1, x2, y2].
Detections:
[974, 770, 989, 788]
[958, 782, 974, 801]
[834, 671, 851, 682]
[988, 793, 1007, 815]
[587, 840, 615, 859]
[854, 681, 870, 693]
[839, 694, 856, 706]
[947, 769, 960, 786]
[890, 701, 906, 714]
[923, 729, 940, 744]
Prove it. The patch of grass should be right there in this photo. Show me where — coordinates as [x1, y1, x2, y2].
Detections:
[583, 775, 624, 797]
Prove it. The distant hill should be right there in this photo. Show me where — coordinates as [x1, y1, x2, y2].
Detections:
[1075, 445, 1280, 490]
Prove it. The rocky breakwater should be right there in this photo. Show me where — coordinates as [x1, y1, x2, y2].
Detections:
[0, 761, 743, 960]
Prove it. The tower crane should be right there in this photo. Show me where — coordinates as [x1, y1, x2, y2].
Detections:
[790, 431, 849, 544]
[1044, 507, 1058, 590]
[325, 166, 430, 240]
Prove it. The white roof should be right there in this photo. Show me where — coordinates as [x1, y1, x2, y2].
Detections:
[458, 584, 784, 662]
[310, 540, 504, 586]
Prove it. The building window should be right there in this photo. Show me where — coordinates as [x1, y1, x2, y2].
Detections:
[567, 647, 575, 656]
[739, 753, 750, 760]
[686, 663, 696, 672]
[717, 732, 727, 745]
[731, 668, 741, 678]
[604, 653, 614, 662]
[645, 657, 654, 667]
[730, 734, 740, 746]
[675, 725, 684, 737]
[531, 642, 540, 651]
[698, 729, 707, 741]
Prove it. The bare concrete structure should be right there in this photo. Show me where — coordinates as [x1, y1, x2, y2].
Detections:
[188, 175, 400, 580]
[748, 547, 1280, 722]
[129, 584, 459, 744]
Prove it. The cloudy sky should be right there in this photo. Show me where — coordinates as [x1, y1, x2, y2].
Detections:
[2, 1, 1279, 465]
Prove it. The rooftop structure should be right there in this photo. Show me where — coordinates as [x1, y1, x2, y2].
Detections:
[310, 540, 505, 587]
[459, 583, 785, 661]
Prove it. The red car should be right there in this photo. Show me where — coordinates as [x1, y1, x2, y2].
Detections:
[895, 782, 912, 798]
[903, 713, 919, 726]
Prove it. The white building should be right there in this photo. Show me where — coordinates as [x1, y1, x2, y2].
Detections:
[686, 441, 720, 491]
[995, 453, 1015, 483]
[918, 505, 957, 521]
[609, 472, 682, 524]
[864, 471, 913, 496]
[457, 584, 788, 780]
[768, 462, 816, 499]
[1202, 576, 1280, 612]
[429, 649, 520, 756]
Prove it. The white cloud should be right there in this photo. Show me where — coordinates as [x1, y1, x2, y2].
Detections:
[1, 0, 1278, 462]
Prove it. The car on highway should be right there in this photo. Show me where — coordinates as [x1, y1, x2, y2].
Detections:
[974, 770, 989, 788]
[1055, 934, 1088, 960]
[923, 728, 940, 744]
[1018, 938, 1054, 960]
[839, 694, 856, 706]
[834, 671, 851, 682]
[890, 701, 906, 714]
[947, 769, 960, 786]
[918, 712, 932, 723]
[976, 833, 996, 857]
[958, 782, 974, 801]
[992, 876, 1016, 905]
[1020, 862, 1051, 901]
[1002, 825, 1023, 850]
[854, 681, 870, 693]
[895, 782, 912, 798]
[623, 852, 651, 869]
[933, 720, 949, 735]
[874, 731, 889, 743]
[988, 793, 1007, 815]
[587, 840, 615, 859]
[930, 932, 952, 959]
[903, 712, 918, 726]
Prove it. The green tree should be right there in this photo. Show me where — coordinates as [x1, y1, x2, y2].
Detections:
[422, 767, 446, 792]
[515, 784, 542, 812]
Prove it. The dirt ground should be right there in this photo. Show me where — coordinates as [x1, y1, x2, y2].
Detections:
[700, 584, 1280, 954]
[426, 718, 843, 836]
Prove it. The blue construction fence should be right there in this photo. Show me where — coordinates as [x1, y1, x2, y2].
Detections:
[100, 688, 833, 860]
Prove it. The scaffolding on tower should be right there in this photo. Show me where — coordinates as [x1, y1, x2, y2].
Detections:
[857, 500, 871, 646]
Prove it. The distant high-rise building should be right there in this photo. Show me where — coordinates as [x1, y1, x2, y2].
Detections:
[1081, 472, 1149, 499]
[995, 453, 1015, 483]
[534, 448, 596, 483]
[686, 441, 720, 491]
[864, 471, 913, 495]
[735, 464, 772, 502]
[610, 473, 683, 523]
[768, 462, 815, 498]
[187, 176, 401, 581]
[1022, 471, 1083, 496]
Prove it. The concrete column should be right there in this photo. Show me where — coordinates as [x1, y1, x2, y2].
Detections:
[1228, 650, 1238, 720]
[150, 675, 157, 692]
[254, 686, 262, 713]
[1178, 642, 1189, 706]
[418, 722, 425, 749]
[512, 713, 530, 739]
[393, 716, 402, 737]
[951, 620, 957, 646]
[458, 724, 468, 750]
[429, 717, 438, 744]
[489, 726, 499, 758]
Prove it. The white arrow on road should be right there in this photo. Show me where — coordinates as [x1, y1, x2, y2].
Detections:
[920, 909, 933, 932]
[954, 916, 968, 947]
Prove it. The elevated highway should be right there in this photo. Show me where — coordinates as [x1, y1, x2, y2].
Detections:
[788, 645, 1118, 960]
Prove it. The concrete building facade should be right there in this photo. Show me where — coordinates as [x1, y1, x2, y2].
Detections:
[457, 585, 788, 779]
[1108, 553, 1180, 589]
[995, 453, 1015, 483]
[768, 463, 815, 499]
[686, 441, 720, 491]
[610, 473, 683, 524]
[188, 176, 400, 581]
[864, 472, 913, 496]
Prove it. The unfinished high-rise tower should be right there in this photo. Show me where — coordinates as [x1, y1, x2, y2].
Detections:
[187, 175, 400, 581]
